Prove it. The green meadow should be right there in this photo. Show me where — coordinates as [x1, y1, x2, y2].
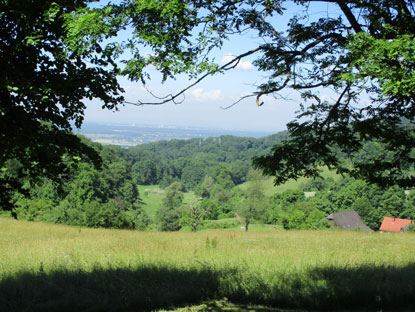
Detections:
[236, 167, 341, 197]
[139, 185, 198, 221]
[2, 217, 415, 311]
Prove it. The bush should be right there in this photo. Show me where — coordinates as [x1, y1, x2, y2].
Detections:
[157, 206, 182, 231]
[281, 210, 306, 230]
[404, 223, 415, 233]
[14, 198, 54, 221]
[83, 200, 132, 229]
[281, 208, 331, 230]
[129, 209, 150, 230]
[306, 209, 331, 229]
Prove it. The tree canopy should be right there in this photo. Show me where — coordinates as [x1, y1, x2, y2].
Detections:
[0, 0, 124, 210]
[61, 0, 415, 187]
[2, 0, 415, 213]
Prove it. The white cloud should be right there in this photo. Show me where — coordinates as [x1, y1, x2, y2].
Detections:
[221, 53, 255, 71]
[190, 88, 223, 102]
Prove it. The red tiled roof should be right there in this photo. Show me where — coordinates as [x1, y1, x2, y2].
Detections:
[379, 217, 412, 232]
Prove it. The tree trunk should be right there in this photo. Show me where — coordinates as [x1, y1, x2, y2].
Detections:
[192, 220, 199, 232]
[245, 219, 249, 231]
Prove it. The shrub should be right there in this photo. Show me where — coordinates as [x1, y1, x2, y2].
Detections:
[281, 209, 306, 230]
[14, 198, 54, 221]
[157, 206, 182, 231]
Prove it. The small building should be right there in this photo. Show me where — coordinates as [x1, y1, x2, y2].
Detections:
[379, 217, 413, 232]
[327, 210, 373, 232]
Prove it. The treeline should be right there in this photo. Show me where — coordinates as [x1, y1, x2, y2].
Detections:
[112, 132, 288, 189]
[3, 131, 414, 232]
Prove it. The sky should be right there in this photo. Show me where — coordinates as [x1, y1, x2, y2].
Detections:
[83, 1, 342, 133]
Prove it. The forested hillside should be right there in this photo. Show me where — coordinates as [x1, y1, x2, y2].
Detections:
[112, 132, 288, 189]
[1, 133, 284, 228]
[3, 130, 414, 232]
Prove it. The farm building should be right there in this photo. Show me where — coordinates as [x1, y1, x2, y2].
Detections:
[327, 210, 373, 232]
[379, 217, 413, 232]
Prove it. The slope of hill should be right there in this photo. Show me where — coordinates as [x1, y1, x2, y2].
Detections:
[2, 217, 415, 311]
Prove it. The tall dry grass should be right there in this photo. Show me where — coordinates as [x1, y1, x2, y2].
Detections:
[1, 217, 415, 311]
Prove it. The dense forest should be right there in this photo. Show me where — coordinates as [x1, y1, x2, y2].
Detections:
[3, 131, 414, 232]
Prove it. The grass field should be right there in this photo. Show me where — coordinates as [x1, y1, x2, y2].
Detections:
[138, 185, 166, 219]
[138, 185, 198, 222]
[2, 218, 415, 311]
[237, 167, 341, 197]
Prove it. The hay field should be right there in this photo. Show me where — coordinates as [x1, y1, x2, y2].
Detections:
[1, 217, 415, 311]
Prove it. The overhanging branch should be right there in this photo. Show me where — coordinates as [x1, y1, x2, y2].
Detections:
[123, 47, 263, 106]
[124, 32, 345, 108]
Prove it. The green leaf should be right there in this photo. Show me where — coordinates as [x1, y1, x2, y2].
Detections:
[6, 86, 19, 92]
[44, 2, 60, 22]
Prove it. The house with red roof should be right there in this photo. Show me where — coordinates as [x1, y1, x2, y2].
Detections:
[379, 217, 413, 232]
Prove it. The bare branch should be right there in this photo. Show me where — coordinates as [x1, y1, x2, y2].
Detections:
[336, 1, 363, 33]
[292, 81, 331, 89]
[124, 47, 263, 106]
[124, 32, 344, 107]
[317, 83, 351, 142]
[222, 62, 291, 109]
[220, 93, 257, 109]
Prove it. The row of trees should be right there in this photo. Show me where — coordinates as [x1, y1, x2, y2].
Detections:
[263, 178, 415, 231]
[156, 171, 268, 232]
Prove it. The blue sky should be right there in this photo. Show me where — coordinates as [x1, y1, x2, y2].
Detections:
[83, 1, 342, 132]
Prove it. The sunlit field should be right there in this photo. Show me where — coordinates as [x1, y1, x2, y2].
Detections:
[138, 185, 198, 221]
[1, 217, 415, 311]
[237, 167, 341, 197]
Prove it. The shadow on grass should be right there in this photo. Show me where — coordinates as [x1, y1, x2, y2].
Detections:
[225, 263, 415, 311]
[0, 265, 225, 312]
[2, 263, 415, 311]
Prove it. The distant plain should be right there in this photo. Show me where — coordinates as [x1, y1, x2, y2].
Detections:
[76, 122, 274, 147]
